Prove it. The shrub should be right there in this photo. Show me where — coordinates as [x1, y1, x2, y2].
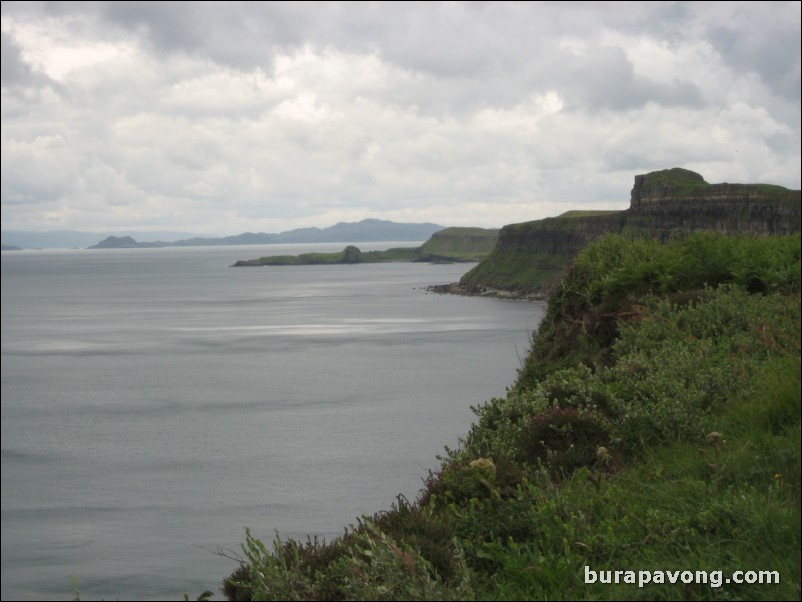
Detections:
[371, 496, 458, 584]
[327, 522, 474, 601]
[517, 407, 610, 474]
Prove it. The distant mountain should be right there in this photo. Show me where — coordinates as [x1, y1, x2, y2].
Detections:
[3, 221, 444, 250]
[170, 219, 444, 246]
[88, 236, 164, 249]
[0, 230, 205, 249]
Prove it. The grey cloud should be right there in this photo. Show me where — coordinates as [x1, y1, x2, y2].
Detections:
[1, 31, 32, 86]
[711, 23, 801, 101]
[92, 2, 705, 115]
[557, 45, 703, 111]
[91, 1, 516, 78]
[96, 1, 311, 70]
[0, 30, 57, 91]
[2, 1, 799, 234]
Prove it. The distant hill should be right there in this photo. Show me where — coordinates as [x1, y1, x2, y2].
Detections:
[3, 220, 446, 250]
[81, 219, 445, 249]
[169, 219, 444, 246]
[88, 236, 163, 249]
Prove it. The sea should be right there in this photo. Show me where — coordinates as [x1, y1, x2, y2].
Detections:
[0, 243, 545, 601]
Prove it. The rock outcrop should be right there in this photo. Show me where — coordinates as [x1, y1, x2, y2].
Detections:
[457, 168, 801, 298]
[626, 168, 800, 236]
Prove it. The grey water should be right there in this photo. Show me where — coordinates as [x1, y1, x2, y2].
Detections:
[1, 243, 544, 601]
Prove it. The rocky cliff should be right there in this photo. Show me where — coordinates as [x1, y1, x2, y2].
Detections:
[457, 168, 801, 298]
[625, 168, 800, 236]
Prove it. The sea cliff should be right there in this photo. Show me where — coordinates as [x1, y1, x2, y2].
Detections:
[456, 168, 801, 298]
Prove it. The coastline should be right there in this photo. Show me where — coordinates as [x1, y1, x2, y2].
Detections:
[425, 282, 548, 301]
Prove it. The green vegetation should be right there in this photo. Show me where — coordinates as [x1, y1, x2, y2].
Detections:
[231, 227, 498, 266]
[235, 245, 399, 266]
[636, 167, 710, 196]
[634, 168, 801, 204]
[517, 232, 801, 386]
[221, 231, 800, 601]
[460, 247, 573, 294]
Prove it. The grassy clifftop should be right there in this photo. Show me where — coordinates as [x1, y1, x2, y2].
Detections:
[416, 227, 499, 261]
[458, 169, 801, 298]
[219, 231, 801, 601]
[631, 167, 800, 204]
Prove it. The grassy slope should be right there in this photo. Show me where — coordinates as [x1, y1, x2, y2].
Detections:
[459, 214, 622, 293]
[221, 232, 801, 601]
[416, 227, 499, 261]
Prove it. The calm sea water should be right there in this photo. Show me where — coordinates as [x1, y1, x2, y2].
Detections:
[1, 243, 544, 601]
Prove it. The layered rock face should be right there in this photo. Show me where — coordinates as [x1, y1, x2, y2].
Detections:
[459, 168, 801, 297]
[627, 168, 800, 237]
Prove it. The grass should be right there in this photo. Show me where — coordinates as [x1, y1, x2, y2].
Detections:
[460, 250, 570, 292]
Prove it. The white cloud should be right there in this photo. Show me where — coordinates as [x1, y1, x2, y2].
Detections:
[1, 1, 799, 235]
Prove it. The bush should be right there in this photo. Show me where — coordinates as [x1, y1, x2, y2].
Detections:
[327, 522, 473, 601]
[517, 407, 610, 474]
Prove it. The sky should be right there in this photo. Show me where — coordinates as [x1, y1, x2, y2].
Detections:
[1, 1, 800, 236]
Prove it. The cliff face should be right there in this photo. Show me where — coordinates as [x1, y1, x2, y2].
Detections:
[626, 168, 800, 237]
[459, 168, 801, 297]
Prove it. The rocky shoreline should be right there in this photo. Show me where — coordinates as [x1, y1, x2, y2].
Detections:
[425, 282, 547, 301]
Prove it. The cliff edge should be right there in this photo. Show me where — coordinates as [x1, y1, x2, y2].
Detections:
[455, 168, 801, 298]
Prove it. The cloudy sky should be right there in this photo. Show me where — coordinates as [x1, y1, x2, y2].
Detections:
[2, 1, 800, 235]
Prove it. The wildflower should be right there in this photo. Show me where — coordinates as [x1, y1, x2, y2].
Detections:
[705, 431, 725, 449]
[594, 446, 612, 470]
[468, 458, 496, 473]
[596, 446, 609, 459]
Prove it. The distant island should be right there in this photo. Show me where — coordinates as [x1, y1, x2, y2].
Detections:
[86, 219, 445, 250]
[2, 219, 446, 250]
[0, 230, 204, 250]
[88, 236, 163, 249]
[230, 227, 500, 266]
